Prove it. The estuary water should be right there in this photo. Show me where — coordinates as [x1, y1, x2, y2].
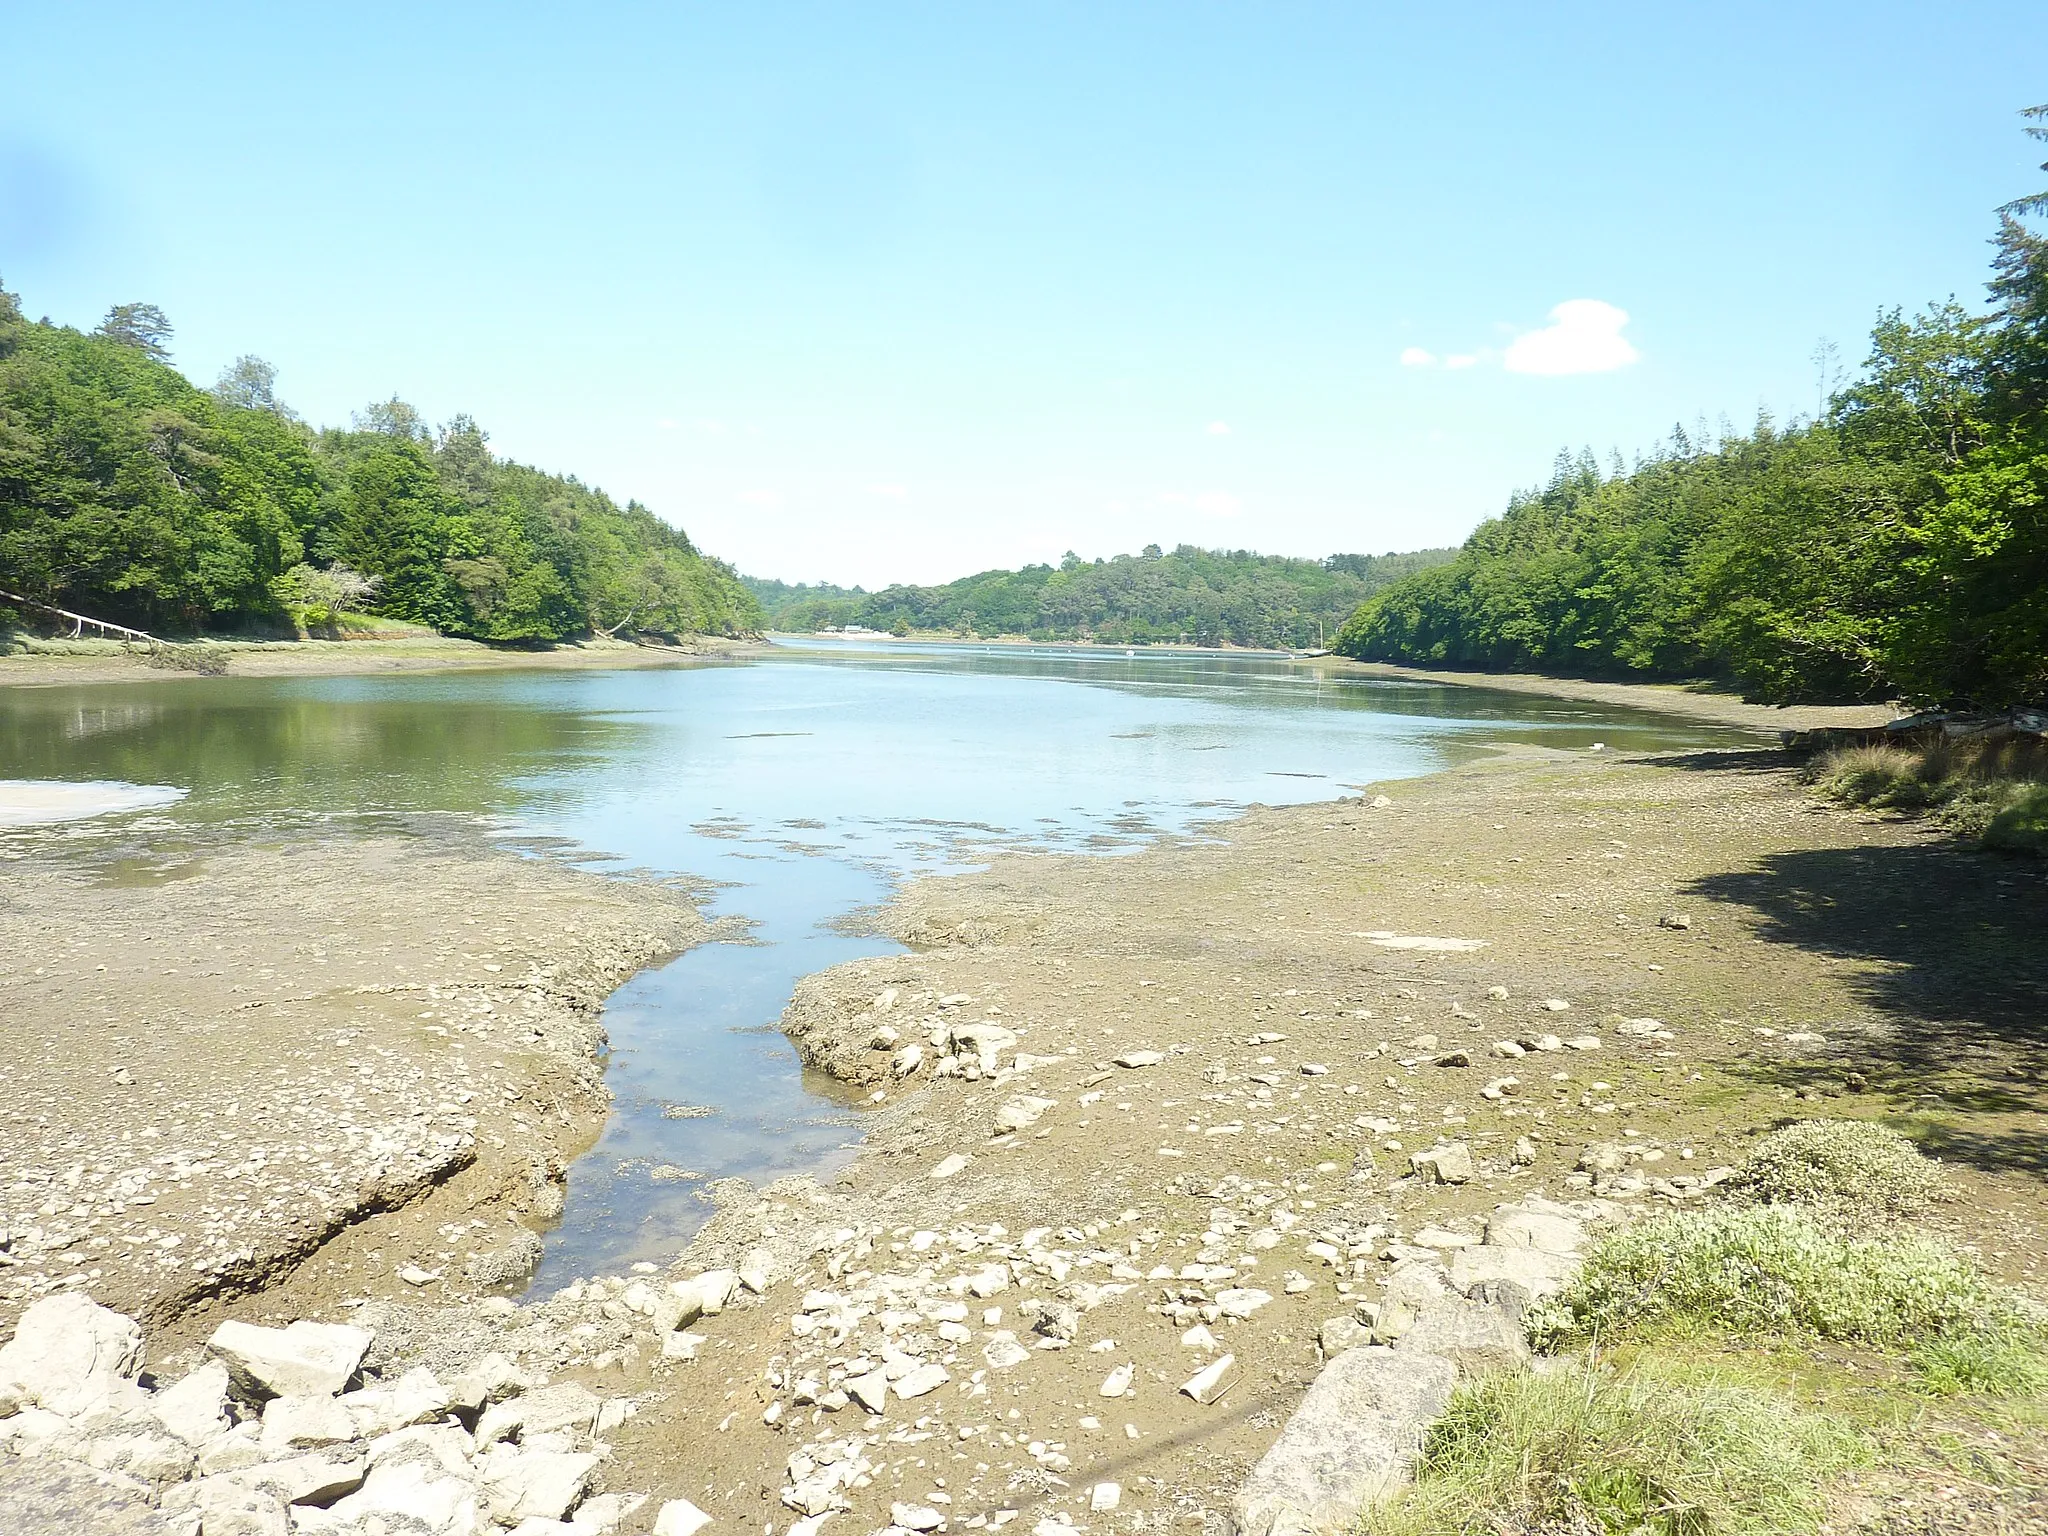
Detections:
[0, 641, 1736, 1285]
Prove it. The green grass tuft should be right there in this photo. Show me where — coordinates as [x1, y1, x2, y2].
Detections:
[1366, 1359, 1865, 1536]
[1525, 1207, 2044, 1394]
[1730, 1118, 1944, 1218]
[1811, 737, 2048, 855]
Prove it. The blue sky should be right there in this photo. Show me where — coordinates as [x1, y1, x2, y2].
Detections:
[5, 3, 2045, 586]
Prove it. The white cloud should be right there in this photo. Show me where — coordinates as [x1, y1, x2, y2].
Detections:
[1398, 346, 1436, 367]
[1502, 299, 1639, 376]
[1444, 353, 1479, 370]
[1204, 420, 1232, 436]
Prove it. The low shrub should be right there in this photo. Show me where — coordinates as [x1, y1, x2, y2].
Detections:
[1526, 1207, 2042, 1393]
[1811, 737, 2048, 855]
[1730, 1118, 1944, 1218]
[1367, 1360, 1864, 1536]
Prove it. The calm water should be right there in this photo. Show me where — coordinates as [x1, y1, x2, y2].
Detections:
[0, 642, 1738, 1283]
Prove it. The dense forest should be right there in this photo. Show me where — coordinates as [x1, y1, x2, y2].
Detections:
[1336, 108, 2048, 711]
[747, 545, 1453, 647]
[0, 294, 758, 641]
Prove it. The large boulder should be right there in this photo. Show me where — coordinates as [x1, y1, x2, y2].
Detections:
[1397, 1299, 1530, 1378]
[1447, 1245, 1578, 1312]
[0, 1293, 146, 1417]
[1231, 1346, 1456, 1536]
[207, 1319, 372, 1400]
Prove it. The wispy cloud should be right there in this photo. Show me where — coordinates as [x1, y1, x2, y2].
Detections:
[1398, 347, 1436, 368]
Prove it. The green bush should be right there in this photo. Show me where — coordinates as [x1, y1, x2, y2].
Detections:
[1983, 783, 2048, 854]
[1730, 1119, 1944, 1218]
[1526, 1208, 2039, 1391]
[1368, 1360, 1864, 1536]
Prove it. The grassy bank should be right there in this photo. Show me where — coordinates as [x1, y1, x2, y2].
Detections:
[1810, 737, 2048, 855]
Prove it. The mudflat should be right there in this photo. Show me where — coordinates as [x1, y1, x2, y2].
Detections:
[3, 740, 2042, 1529]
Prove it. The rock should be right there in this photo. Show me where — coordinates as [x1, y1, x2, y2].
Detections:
[654, 1499, 713, 1536]
[1658, 913, 1691, 930]
[739, 1248, 777, 1295]
[1318, 1317, 1370, 1357]
[342, 1366, 453, 1436]
[669, 1269, 739, 1321]
[232, 1451, 368, 1505]
[1409, 1143, 1473, 1185]
[207, 1319, 372, 1400]
[320, 1458, 480, 1534]
[1114, 1050, 1166, 1068]
[994, 1096, 1058, 1133]
[1022, 1297, 1079, 1342]
[1491, 1040, 1525, 1058]
[261, 1393, 357, 1455]
[952, 1022, 1019, 1070]
[1576, 1142, 1628, 1178]
[893, 1044, 924, 1077]
[150, 1361, 233, 1447]
[1090, 1484, 1122, 1513]
[966, 1264, 1010, 1297]
[894, 1363, 949, 1400]
[477, 1382, 602, 1446]
[0, 1455, 167, 1536]
[1180, 1354, 1235, 1404]
[892, 1504, 944, 1532]
[1538, 999, 1571, 1013]
[450, 1353, 530, 1409]
[1216, 1288, 1273, 1320]
[846, 1368, 890, 1413]
[78, 1424, 195, 1485]
[1180, 1323, 1219, 1351]
[982, 1335, 1031, 1370]
[1447, 1246, 1578, 1310]
[1563, 1036, 1603, 1051]
[1230, 1346, 1456, 1536]
[1398, 1299, 1530, 1377]
[1484, 1202, 1586, 1255]
[1099, 1363, 1134, 1398]
[0, 1293, 145, 1416]
[188, 1479, 291, 1536]
[1511, 1136, 1538, 1166]
[929, 1153, 970, 1180]
[398, 1265, 441, 1286]
[481, 1448, 601, 1522]
[1430, 1050, 1472, 1068]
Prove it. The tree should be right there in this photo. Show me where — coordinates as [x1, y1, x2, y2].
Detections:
[214, 355, 292, 415]
[352, 396, 430, 441]
[95, 303, 174, 359]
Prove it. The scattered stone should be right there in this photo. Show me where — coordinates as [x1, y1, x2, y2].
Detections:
[1090, 1483, 1122, 1513]
[1409, 1143, 1473, 1185]
[994, 1096, 1058, 1133]
[1114, 1051, 1166, 1069]
[1180, 1354, 1235, 1404]
[654, 1499, 714, 1536]
[930, 1154, 970, 1180]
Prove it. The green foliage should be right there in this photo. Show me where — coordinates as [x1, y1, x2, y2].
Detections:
[0, 281, 758, 641]
[1369, 1359, 1865, 1536]
[1730, 1118, 1945, 1218]
[747, 545, 1453, 648]
[1337, 110, 2048, 709]
[1527, 1208, 2043, 1393]
[1812, 737, 2048, 852]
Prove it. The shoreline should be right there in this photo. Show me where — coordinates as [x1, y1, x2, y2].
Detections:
[0, 632, 767, 688]
[3, 712, 2041, 1528]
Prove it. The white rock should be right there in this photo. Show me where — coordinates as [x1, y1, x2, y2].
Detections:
[1180, 1324, 1219, 1351]
[1098, 1363, 1134, 1398]
[1231, 1346, 1456, 1536]
[477, 1382, 602, 1446]
[846, 1369, 890, 1414]
[149, 1360, 232, 1447]
[1090, 1484, 1122, 1513]
[661, 1331, 706, 1362]
[261, 1394, 357, 1455]
[982, 1335, 1031, 1371]
[342, 1366, 452, 1437]
[966, 1265, 1010, 1297]
[1180, 1354, 1235, 1404]
[0, 1293, 145, 1416]
[929, 1154, 970, 1180]
[1538, 999, 1571, 1013]
[321, 1458, 480, 1534]
[894, 1363, 950, 1400]
[1114, 1050, 1166, 1069]
[994, 1096, 1058, 1133]
[654, 1498, 714, 1536]
[207, 1319, 372, 1399]
[482, 1448, 600, 1522]
[891, 1503, 944, 1531]
[738, 1249, 777, 1295]
[1409, 1143, 1473, 1185]
[1216, 1288, 1273, 1320]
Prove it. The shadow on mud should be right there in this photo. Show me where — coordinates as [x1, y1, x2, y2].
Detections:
[1646, 750, 2048, 1177]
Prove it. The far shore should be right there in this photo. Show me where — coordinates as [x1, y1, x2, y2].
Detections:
[0, 630, 767, 687]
